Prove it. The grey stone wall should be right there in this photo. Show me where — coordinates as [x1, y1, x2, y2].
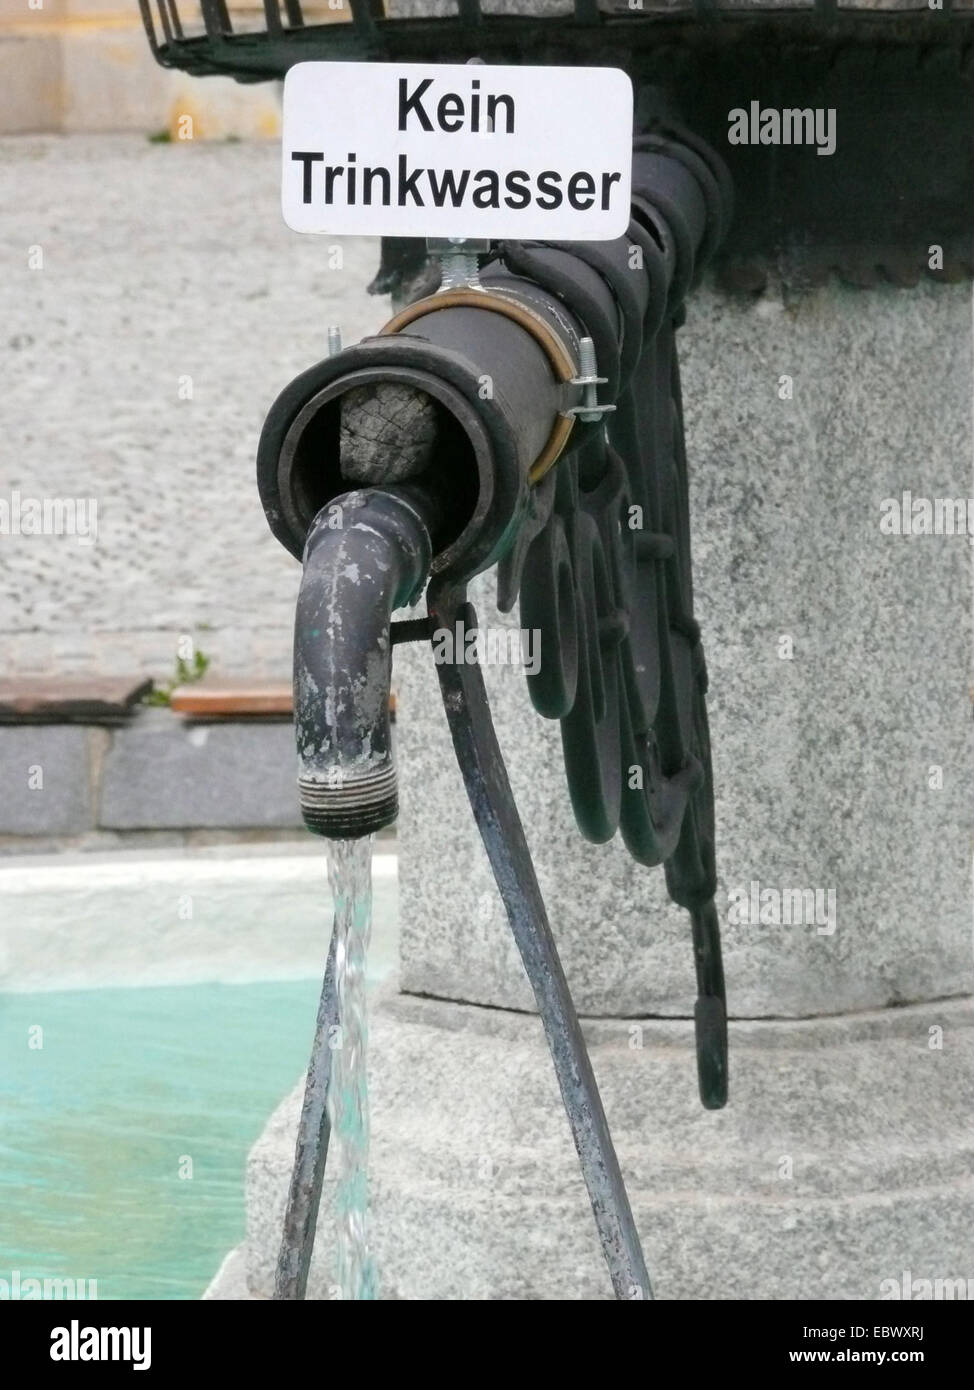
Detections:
[0, 712, 304, 847]
[397, 279, 974, 1020]
[0, 135, 385, 684]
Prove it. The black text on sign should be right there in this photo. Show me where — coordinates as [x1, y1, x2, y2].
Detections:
[282, 62, 633, 241]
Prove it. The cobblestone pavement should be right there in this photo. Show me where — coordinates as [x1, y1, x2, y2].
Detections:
[0, 134, 389, 680]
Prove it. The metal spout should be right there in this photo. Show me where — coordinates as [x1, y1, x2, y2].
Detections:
[293, 486, 435, 839]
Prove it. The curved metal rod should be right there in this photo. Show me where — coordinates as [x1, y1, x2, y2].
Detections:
[426, 580, 653, 1301]
[690, 900, 728, 1110]
[273, 926, 338, 1300]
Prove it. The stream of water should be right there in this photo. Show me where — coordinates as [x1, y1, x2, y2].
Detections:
[326, 836, 378, 1301]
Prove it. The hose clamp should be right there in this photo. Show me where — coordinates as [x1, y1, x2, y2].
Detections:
[380, 288, 579, 484]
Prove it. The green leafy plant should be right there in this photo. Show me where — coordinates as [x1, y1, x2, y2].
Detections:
[144, 649, 211, 707]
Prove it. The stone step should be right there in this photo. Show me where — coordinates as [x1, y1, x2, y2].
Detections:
[0, 676, 151, 724]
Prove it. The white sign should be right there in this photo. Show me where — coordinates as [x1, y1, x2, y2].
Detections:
[282, 61, 633, 241]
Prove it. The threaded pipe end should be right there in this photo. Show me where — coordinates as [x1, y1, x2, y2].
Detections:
[298, 763, 398, 839]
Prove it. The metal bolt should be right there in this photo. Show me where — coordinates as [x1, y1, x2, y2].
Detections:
[440, 239, 482, 291]
[327, 325, 343, 357]
[569, 336, 616, 424]
[427, 236, 491, 293]
[441, 237, 480, 290]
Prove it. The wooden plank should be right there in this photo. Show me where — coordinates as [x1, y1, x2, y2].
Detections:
[170, 681, 293, 716]
[0, 676, 152, 723]
[169, 682, 398, 719]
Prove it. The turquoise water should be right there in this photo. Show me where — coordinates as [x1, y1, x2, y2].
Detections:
[0, 979, 322, 1300]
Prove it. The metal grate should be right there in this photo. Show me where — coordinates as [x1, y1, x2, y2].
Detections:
[138, 0, 974, 83]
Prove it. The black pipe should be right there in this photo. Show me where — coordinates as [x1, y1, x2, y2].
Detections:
[256, 271, 605, 584]
[293, 485, 435, 839]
